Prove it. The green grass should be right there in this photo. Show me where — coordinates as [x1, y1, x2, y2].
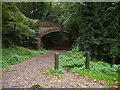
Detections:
[45, 68, 64, 76]
[2, 46, 48, 68]
[76, 70, 120, 87]
[58, 47, 120, 88]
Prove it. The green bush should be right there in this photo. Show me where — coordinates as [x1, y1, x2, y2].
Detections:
[45, 68, 64, 76]
[90, 61, 120, 75]
[60, 46, 85, 70]
[60, 46, 119, 75]
[59, 48, 120, 87]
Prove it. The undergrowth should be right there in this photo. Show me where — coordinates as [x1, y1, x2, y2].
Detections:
[47, 46, 120, 88]
[45, 68, 64, 76]
[2, 46, 48, 68]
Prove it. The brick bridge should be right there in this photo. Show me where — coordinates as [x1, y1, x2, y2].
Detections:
[37, 20, 66, 48]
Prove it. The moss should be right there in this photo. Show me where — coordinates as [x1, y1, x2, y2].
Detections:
[2, 2, 39, 47]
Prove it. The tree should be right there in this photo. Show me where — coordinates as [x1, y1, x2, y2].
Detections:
[2, 2, 38, 48]
[58, 2, 120, 63]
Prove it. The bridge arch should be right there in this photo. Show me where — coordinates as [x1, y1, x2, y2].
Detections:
[37, 20, 68, 49]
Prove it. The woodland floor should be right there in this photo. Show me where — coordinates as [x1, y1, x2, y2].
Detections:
[2, 50, 113, 88]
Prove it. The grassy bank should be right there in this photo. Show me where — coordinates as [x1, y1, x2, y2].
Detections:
[58, 47, 120, 88]
[2, 46, 48, 68]
[76, 70, 119, 88]
[46, 47, 120, 88]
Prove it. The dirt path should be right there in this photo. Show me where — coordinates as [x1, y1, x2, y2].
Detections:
[2, 50, 112, 88]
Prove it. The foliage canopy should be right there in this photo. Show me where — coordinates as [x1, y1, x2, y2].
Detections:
[2, 2, 120, 62]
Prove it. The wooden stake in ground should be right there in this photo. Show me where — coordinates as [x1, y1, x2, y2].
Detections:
[111, 56, 115, 67]
[86, 52, 90, 69]
[55, 53, 59, 70]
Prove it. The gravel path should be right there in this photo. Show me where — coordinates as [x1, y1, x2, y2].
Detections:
[2, 50, 112, 88]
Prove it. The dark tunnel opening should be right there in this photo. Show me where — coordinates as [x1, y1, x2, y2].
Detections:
[41, 32, 72, 50]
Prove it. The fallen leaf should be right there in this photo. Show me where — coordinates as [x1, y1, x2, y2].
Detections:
[18, 77, 21, 80]
[83, 86, 86, 88]
[58, 80, 61, 82]
[75, 73, 79, 75]
[93, 79, 96, 82]
[46, 86, 48, 88]
[113, 86, 118, 88]
[76, 81, 81, 83]
[100, 80, 105, 84]
[100, 82, 104, 84]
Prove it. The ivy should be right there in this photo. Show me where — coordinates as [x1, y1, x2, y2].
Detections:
[2, 2, 39, 48]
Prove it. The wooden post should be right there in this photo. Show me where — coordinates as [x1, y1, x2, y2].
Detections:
[55, 53, 59, 70]
[86, 52, 90, 69]
[111, 56, 115, 67]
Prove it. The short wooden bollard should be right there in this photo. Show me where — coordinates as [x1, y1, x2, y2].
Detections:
[86, 52, 90, 69]
[55, 53, 59, 70]
[111, 56, 115, 67]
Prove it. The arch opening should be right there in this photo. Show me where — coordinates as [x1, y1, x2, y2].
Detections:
[41, 31, 71, 50]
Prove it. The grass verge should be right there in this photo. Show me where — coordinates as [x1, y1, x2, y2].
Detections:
[60, 47, 120, 88]
[76, 70, 120, 88]
[47, 47, 120, 88]
[2, 46, 48, 68]
[45, 68, 64, 76]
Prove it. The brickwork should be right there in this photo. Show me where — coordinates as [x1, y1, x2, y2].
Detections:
[39, 20, 62, 27]
[38, 20, 63, 49]
[39, 27, 62, 38]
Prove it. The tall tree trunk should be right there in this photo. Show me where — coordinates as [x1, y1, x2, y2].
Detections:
[45, 2, 52, 19]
